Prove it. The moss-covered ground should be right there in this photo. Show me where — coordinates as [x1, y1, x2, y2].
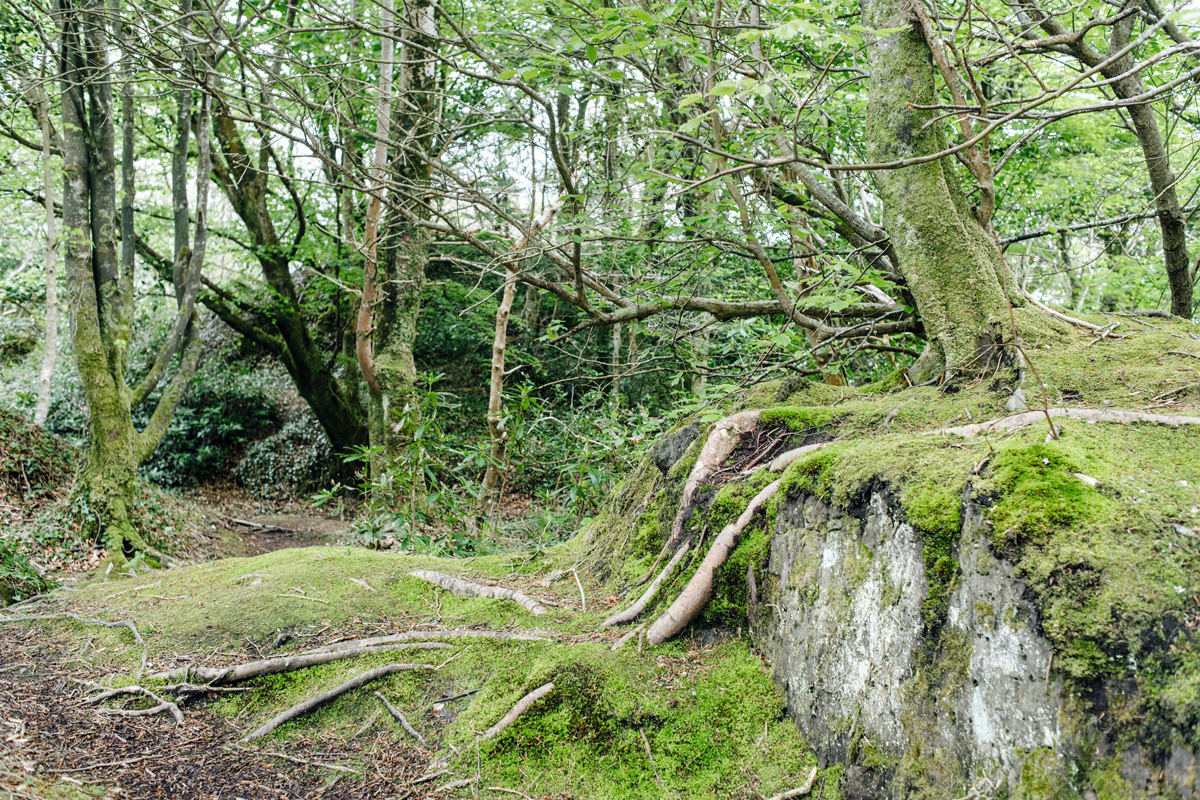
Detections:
[10, 308, 1200, 798]
[11, 542, 825, 798]
[580, 309, 1200, 795]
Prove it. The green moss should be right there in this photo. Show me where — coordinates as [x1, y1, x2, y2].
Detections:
[759, 405, 838, 433]
[1013, 747, 1070, 800]
[987, 445, 1114, 549]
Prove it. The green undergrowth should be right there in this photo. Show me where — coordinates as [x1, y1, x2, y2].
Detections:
[25, 541, 825, 798]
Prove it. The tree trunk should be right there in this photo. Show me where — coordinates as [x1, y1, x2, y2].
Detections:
[365, 0, 440, 480]
[1024, 2, 1194, 317]
[481, 199, 562, 513]
[34, 83, 57, 427]
[60, 0, 205, 567]
[482, 266, 517, 512]
[862, 0, 1012, 376]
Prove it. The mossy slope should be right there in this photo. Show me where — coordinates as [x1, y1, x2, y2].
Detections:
[31, 543, 824, 799]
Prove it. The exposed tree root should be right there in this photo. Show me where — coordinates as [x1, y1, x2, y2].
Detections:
[639, 410, 762, 585]
[603, 543, 691, 628]
[82, 684, 183, 724]
[302, 628, 550, 655]
[646, 479, 781, 645]
[1022, 293, 1105, 332]
[150, 641, 450, 684]
[768, 441, 836, 472]
[610, 623, 645, 651]
[936, 407, 1200, 437]
[480, 682, 555, 741]
[768, 766, 819, 799]
[375, 691, 427, 747]
[667, 410, 761, 549]
[409, 570, 548, 616]
[240, 662, 434, 742]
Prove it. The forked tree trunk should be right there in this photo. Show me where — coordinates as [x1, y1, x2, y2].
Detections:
[863, 0, 1012, 376]
[60, 0, 205, 567]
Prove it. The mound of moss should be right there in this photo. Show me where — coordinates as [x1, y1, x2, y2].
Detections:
[578, 309, 1200, 794]
[0, 407, 75, 502]
[19, 544, 826, 798]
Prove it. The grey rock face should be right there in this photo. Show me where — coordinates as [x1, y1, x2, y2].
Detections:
[754, 488, 1069, 795]
[651, 422, 700, 475]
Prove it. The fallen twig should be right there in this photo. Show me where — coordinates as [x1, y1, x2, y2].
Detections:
[436, 778, 477, 793]
[151, 641, 449, 684]
[767, 766, 820, 800]
[375, 691, 427, 747]
[572, 569, 587, 612]
[409, 570, 548, 616]
[640, 728, 663, 789]
[248, 748, 361, 775]
[480, 682, 554, 741]
[240, 662, 434, 742]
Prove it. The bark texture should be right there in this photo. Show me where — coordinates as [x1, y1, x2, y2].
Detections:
[58, 0, 205, 566]
[365, 0, 441, 478]
[863, 0, 1012, 374]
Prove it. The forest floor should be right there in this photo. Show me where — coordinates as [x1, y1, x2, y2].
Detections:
[0, 624, 440, 800]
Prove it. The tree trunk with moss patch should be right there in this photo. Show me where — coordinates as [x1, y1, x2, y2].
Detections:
[60, 0, 205, 567]
[863, 0, 1012, 376]
[364, 0, 439, 484]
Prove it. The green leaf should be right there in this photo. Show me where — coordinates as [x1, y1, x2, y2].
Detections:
[709, 81, 738, 97]
[679, 115, 705, 133]
[613, 42, 635, 56]
[630, 9, 654, 24]
[586, 43, 598, 63]
[678, 93, 704, 109]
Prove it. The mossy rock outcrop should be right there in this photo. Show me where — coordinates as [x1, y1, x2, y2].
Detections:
[580, 310, 1200, 798]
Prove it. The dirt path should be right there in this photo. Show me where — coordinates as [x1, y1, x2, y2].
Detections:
[0, 627, 434, 800]
[215, 513, 350, 556]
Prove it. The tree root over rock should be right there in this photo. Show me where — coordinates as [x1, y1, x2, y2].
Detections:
[602, 543, 691, 628]
[409, 570, 548, 616]
[646, 478, 781, 645]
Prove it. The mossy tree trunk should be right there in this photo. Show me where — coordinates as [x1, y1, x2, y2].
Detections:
[862, 0, 1013, 376]
[362, 0, 440, 485]
[59, 0, 205, 567]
